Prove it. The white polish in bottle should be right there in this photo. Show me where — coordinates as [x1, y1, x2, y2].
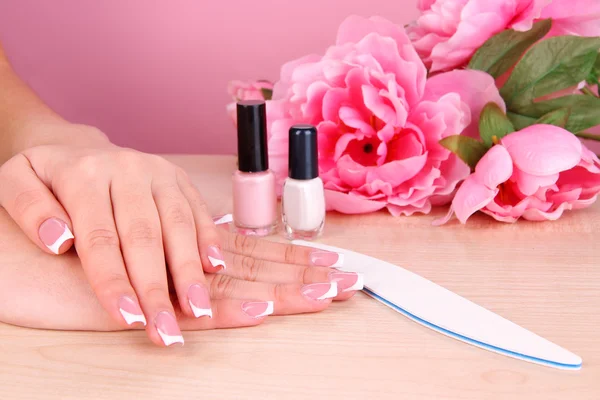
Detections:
[282, 124, 326, 240]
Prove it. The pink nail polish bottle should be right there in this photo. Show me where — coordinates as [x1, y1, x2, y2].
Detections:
[232, 100, 277, 236]
[282, 124, 325, 240]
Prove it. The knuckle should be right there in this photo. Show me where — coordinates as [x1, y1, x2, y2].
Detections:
[93, 273, 130, 300]
[85, 227, 120, 249]
[283, 244, 299, 264]
[165, 202, 192, 226]
[271, 283, 286, 304]
[12, 189, 46, 218]
[143, 282, 169, 301]
[300, 266, 312, 284]
[241, 256, 262, 282]
[125, 218, 160, 247]
[210, 274, 237, 298]
[75, 155, 103, 179]
[234, 234, 257, 256]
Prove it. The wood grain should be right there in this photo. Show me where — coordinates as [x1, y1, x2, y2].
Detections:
[0, 155, 598, 400]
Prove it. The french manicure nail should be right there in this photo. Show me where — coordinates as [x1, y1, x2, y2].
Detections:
[301, 282, 338, 300]
[242, 301, 274, 318]
[39, 218, 74, 254]
[188, 284, 212, 318]
[118, 296, 147, 326]
[212, 214, 233, 225]
[310, 250, 344, 267]
[207, 246, 226, 270]
[154, 311, 184, 346]
[328, 272, 364, 292]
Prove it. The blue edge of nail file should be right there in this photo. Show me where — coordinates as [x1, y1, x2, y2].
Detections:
[292, 240, 583, 371]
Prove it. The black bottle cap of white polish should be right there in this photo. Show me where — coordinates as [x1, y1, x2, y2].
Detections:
[236, 100, 268, 173]
[288, 124, 318, 180]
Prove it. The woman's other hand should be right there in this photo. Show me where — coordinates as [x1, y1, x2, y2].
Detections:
[0, 207, 362, 338]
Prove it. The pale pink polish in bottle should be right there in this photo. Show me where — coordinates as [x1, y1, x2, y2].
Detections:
[282, 124, 326, 240]
[232, 100, 277, 236]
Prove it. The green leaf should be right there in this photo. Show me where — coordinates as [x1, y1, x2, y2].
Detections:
[260, 88, 273, 100]
[500, 36, 600, 109]
[534, 107, 571, 128]
[516, 95, 600, 133]
[468, 19, 552, 78]
[478, 102, 515, 147]
[575, 131, 600, 142]
[439, 136, 488, 169]
[586, 52, 600, 86]
[507, 112, 537, 130]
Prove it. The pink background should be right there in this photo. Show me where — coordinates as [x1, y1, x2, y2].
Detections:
[0, 1, 418, 155]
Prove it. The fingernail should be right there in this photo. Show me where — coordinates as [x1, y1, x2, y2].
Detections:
[154, 311, 184, 346]
[310, 250, 344, 267]
[328, 272, 364, 292]
[118, 296, 147, 326]
[301, 282, 338, 301]
[188, 284, 212, 318]
[212, 214, 233, 225]
[39, 218, 74, 254]
[207, 246, 226, 270]
[242, 301, 274, 318]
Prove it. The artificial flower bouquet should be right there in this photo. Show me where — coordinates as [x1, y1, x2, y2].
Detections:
[226, 0, 600, 224]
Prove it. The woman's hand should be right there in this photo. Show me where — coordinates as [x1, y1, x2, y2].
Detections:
[0, 208, 361, 341]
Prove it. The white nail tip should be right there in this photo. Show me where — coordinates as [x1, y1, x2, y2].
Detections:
[318, 282, 338, 300]
[46, 226, 74, 254]
[119, 308, 147, 326]
[344, 273, 364, 292]
[213, 214, 233, 225]
[189, 301, 213, 318]
[208, 255, 226, 269]
[332, 253, 344, 268]
[157, 330, 184, 347]
[255, 301, 274, 318]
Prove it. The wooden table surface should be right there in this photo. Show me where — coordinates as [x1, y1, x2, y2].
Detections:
[1, 155, 599, 400]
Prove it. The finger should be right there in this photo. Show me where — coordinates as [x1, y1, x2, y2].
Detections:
[56, 178, 147, 330]
[111, 179, 183, 347]
[177, 298, 273, 330]
[206, 274, 338, 315]
[0, 154, 74, 255]
[177, 170, 227, 273]
[220, 252, 363, 300]
[221, 230, 344, 268]
[152, 178, 212, 319]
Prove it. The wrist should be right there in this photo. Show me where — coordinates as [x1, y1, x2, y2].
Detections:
[10, 118, 113, 156]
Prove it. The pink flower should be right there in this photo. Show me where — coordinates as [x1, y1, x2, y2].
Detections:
[266, 15, 505, 216]
[540, 0, 600, 37]
[407, 0, 550, 72]
[435, 125, 600, 224]
[226, 80, 274, 124]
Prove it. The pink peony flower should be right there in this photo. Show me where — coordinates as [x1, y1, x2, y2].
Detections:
[266, 15, 505, 216]
[435, 124, 600, 224]
[407, 0, 550, 72]
[540, 0, 600, 37]
[226, 80, 274, 124]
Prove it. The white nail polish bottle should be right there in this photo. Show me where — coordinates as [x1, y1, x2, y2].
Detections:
[282, 124, 326, 240]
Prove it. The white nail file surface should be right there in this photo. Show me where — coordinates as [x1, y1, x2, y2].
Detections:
[293, 240, 582, 370]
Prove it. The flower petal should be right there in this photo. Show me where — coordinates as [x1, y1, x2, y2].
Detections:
[325, 190, 387, 214]
[451, 176, 499, 224]
[474, 145, 513, 189]
[501, 125, 582, 176]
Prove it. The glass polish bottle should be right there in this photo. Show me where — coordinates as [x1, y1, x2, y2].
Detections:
[232, 100, 277, 236]
[282, 124, 325, 240]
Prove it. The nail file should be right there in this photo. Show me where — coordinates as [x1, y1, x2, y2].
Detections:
[292, 240, 582, 370]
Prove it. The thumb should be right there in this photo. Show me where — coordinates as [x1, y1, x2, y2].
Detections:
[0, 154, 74, 255]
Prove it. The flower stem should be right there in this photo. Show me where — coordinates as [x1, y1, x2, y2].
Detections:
[581, 87, 598, 97]
[575, 131, 600, 141]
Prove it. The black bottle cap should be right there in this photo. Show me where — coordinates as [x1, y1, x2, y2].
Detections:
[236, 100, 268, 173]
[288, 124, 318, 180]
